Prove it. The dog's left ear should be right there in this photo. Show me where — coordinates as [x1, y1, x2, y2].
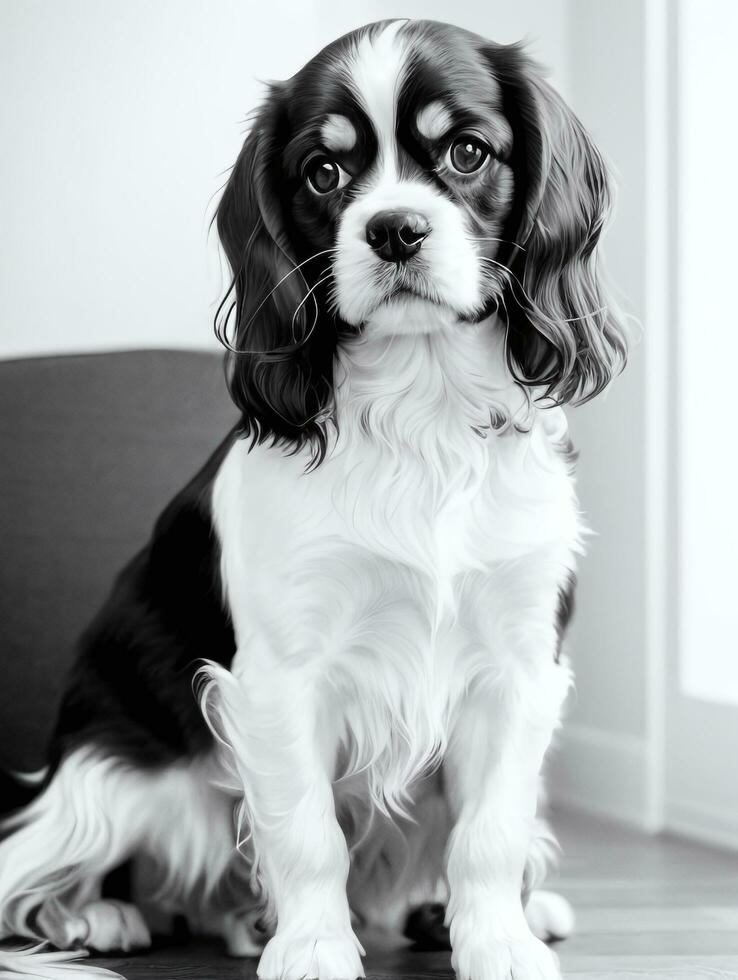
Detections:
[216, 85, 336, 463]
[488, 45, 629, 404]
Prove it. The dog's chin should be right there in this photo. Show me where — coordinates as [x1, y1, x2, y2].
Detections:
[359, 294, 467, 339]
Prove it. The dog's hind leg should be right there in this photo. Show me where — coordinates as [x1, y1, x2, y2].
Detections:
[0, 747, 164, 949]
[0, 746, 241, 957]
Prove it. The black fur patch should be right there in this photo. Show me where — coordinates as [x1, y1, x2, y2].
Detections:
[52, 434, 237, 768]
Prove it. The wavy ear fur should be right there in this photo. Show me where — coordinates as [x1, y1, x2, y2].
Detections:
[215, 86, 336, 463]
[489, 45, 629, 404]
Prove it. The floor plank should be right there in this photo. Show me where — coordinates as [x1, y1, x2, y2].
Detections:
[93, 808, 738, 979]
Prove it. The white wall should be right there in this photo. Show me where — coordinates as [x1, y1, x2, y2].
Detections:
[0, 0, 324, 359]
[676, 0, 738, 708]
[551, 0, 738, 848]
[0, 0, 568, 360]
[547, 0, 656, 827]
[664, 0, 738, 852]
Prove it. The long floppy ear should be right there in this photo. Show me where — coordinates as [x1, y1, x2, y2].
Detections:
[488, 46, 629, 404]
[215, 86, 336, 462]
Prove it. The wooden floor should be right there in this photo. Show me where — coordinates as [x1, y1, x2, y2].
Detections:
[95, 808, 738, 980]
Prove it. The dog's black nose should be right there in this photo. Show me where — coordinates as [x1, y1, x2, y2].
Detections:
[365, 210, 431, 263]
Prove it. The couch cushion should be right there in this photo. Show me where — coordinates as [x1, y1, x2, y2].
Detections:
[0, 349, 236, 772]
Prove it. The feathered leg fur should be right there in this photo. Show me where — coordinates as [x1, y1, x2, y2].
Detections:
[0, 748, 258, 978]
[200, 656, 365, 980]
[444, 659, 572, 980]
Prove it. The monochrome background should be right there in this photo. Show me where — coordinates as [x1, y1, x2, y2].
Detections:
[1, 0, 736, 849]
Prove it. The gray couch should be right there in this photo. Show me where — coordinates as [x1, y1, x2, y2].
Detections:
[0, 350, 236, 774]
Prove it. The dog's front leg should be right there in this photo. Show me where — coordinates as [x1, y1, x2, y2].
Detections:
[444, 653, 570, 980]
[205, 658, 363, 980]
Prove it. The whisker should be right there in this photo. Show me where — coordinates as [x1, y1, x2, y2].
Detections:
[216, 247, 337, 350]
[496, 288, 510, 330]
[214, 224, 262, 347]
[479, 256, 608, 324]
[223, 272, 333, 356]
[240, 248, 336, 334]
[290, 272, 333, 345]
[469, 236, 527, 253]
[560, 307, 608, 323]
[289, 266, 331, 344]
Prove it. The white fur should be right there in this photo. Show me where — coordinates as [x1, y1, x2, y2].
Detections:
[201, 316, 582, 980]
[36, 898, 151, 953]
[524, 891, 575, 943]
[0, 749, 255, 978]
[416, 101, 454, 141]
[0, 945, 125, 979]
[343, 20, 409, 177]
[322, 114, 358, 153]
[8, 768, 49, 788]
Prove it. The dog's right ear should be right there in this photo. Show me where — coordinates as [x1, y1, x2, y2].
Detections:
[216, 85, 335, 464]
[484, 44, 629, 406]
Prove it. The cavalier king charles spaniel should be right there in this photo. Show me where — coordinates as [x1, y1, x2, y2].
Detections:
[0, 19, 627, 980]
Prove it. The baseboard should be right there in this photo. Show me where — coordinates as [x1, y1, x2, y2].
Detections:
[666, 796, 738, 853]
[547, 723, 652, 829]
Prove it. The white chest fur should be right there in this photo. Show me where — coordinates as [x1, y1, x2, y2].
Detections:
[329, 323, 581, 580]
[211, 319, 582, 802]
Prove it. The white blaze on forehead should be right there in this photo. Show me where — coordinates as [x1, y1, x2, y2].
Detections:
[416, 101, 453, 141]
[343, 20, 410, 172]
[321, 114, 357, 152]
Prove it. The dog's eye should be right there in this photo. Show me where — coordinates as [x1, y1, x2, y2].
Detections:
[305, 156, 351, 195]
[446, 136, 491, 175]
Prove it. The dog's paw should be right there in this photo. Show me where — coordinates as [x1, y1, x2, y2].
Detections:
[524, 890, 575, 943]
[452, 932, 561, 980]
[221, 909, 267, 957]
[81, 899, 152, 953]
[37, 897, 151, 953]
[257, 928, 365, 980]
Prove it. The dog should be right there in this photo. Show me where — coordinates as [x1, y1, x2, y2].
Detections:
[0, 18, 628, 980]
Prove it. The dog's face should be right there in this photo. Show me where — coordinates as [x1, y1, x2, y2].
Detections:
[216, 20, 628, 456]
[286, 20, 516, 336]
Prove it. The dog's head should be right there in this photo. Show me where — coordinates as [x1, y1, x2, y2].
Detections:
[216, 19, 628, 459]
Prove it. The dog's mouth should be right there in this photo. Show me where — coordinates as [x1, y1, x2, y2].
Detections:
[373, 266, 446, 312]
[359, 283, 469, 337]
[388, 283, 441, 303]
[378, 290, 443, 316]
[371, 287, 447, 323]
